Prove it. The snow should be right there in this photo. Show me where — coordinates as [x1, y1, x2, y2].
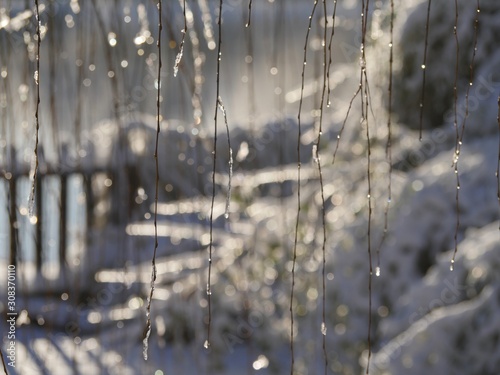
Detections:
[0, 1, 499, 374]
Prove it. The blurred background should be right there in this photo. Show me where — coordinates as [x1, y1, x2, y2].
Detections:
[0, 0, 499, 374]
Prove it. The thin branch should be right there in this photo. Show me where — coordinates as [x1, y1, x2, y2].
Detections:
[458, 0, 480, 146]
[290, 2, 318, 373]
[326, 0, 338, 107]
[29, 0, 42, 218]
[245, 0, 253, 28]
[206, 0, 225, 351]
[217, 98, 232, 219]
[375, 0, 395, 277]
[244, 4, 256, 134]
[332, 85, 361, 165]
[418, 0, 432, 141]
[360, 1, 373, 374]
[497, 95, 499, 229]
[452, 0, 481, 266]
[317, 1, 329, 373]
[451, 0, 460, 270]
[143, 0, 162, 360]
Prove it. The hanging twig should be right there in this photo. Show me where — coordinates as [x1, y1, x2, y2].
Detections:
[143, 0, 162, 361]
[74, 0, 87, 160]
[375, 0, 395, 278]
[451, 1, 480, 268]
[206, 0, 225, 351]
[316, 1, 329, 373]
[458, 0, 479, 147]
[326, 0, 338, 107]
[496, 95, 499, 229]
[332, 85, 361, 165]
[28, 0, 42, 218]
[360, 1, 373, 373]
[290, 2, 318, 373]
[450, 0, 460, 271]
[217, 98, 232, 219]
[48, 0, 60, 163]
[244, 3, 256, 135]
[245, 0, 253, 28]
[308, 1, 329, 372]
[418, 0, 432, 141]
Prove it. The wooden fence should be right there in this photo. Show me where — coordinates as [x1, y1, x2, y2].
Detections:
[1, 164, 111, 272]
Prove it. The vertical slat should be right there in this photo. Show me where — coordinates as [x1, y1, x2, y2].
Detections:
[59, 174, 67, 267]
[85, 173, 93, 231]
[8, 177, 17, 267]
[35, 175, 42, 272]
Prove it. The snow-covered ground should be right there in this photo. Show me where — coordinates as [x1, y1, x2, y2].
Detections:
[1, 1, 499, 374]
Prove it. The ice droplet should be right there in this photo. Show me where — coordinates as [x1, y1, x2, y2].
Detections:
[34, 70, 39, 85]
[203, 340, 210, 349]
[321, 322, 327, 336]
[206, 284, 212, 296]
[359, 57, 366, 68]
[450, 260, 455, 271]
[143, 324, 151, 360]
[375, 266, 381, 277]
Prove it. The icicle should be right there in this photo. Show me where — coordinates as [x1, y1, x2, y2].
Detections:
[28, 191, 36, 218]
[142, 321, 151, 360]
[312, 144, 319, 164]
[173, 0, 187, 77]
[28, 148, 38, 218]
[321, 322, 327, 336]
[173, 34, 184, 77]
[203, 340, 210, 349]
